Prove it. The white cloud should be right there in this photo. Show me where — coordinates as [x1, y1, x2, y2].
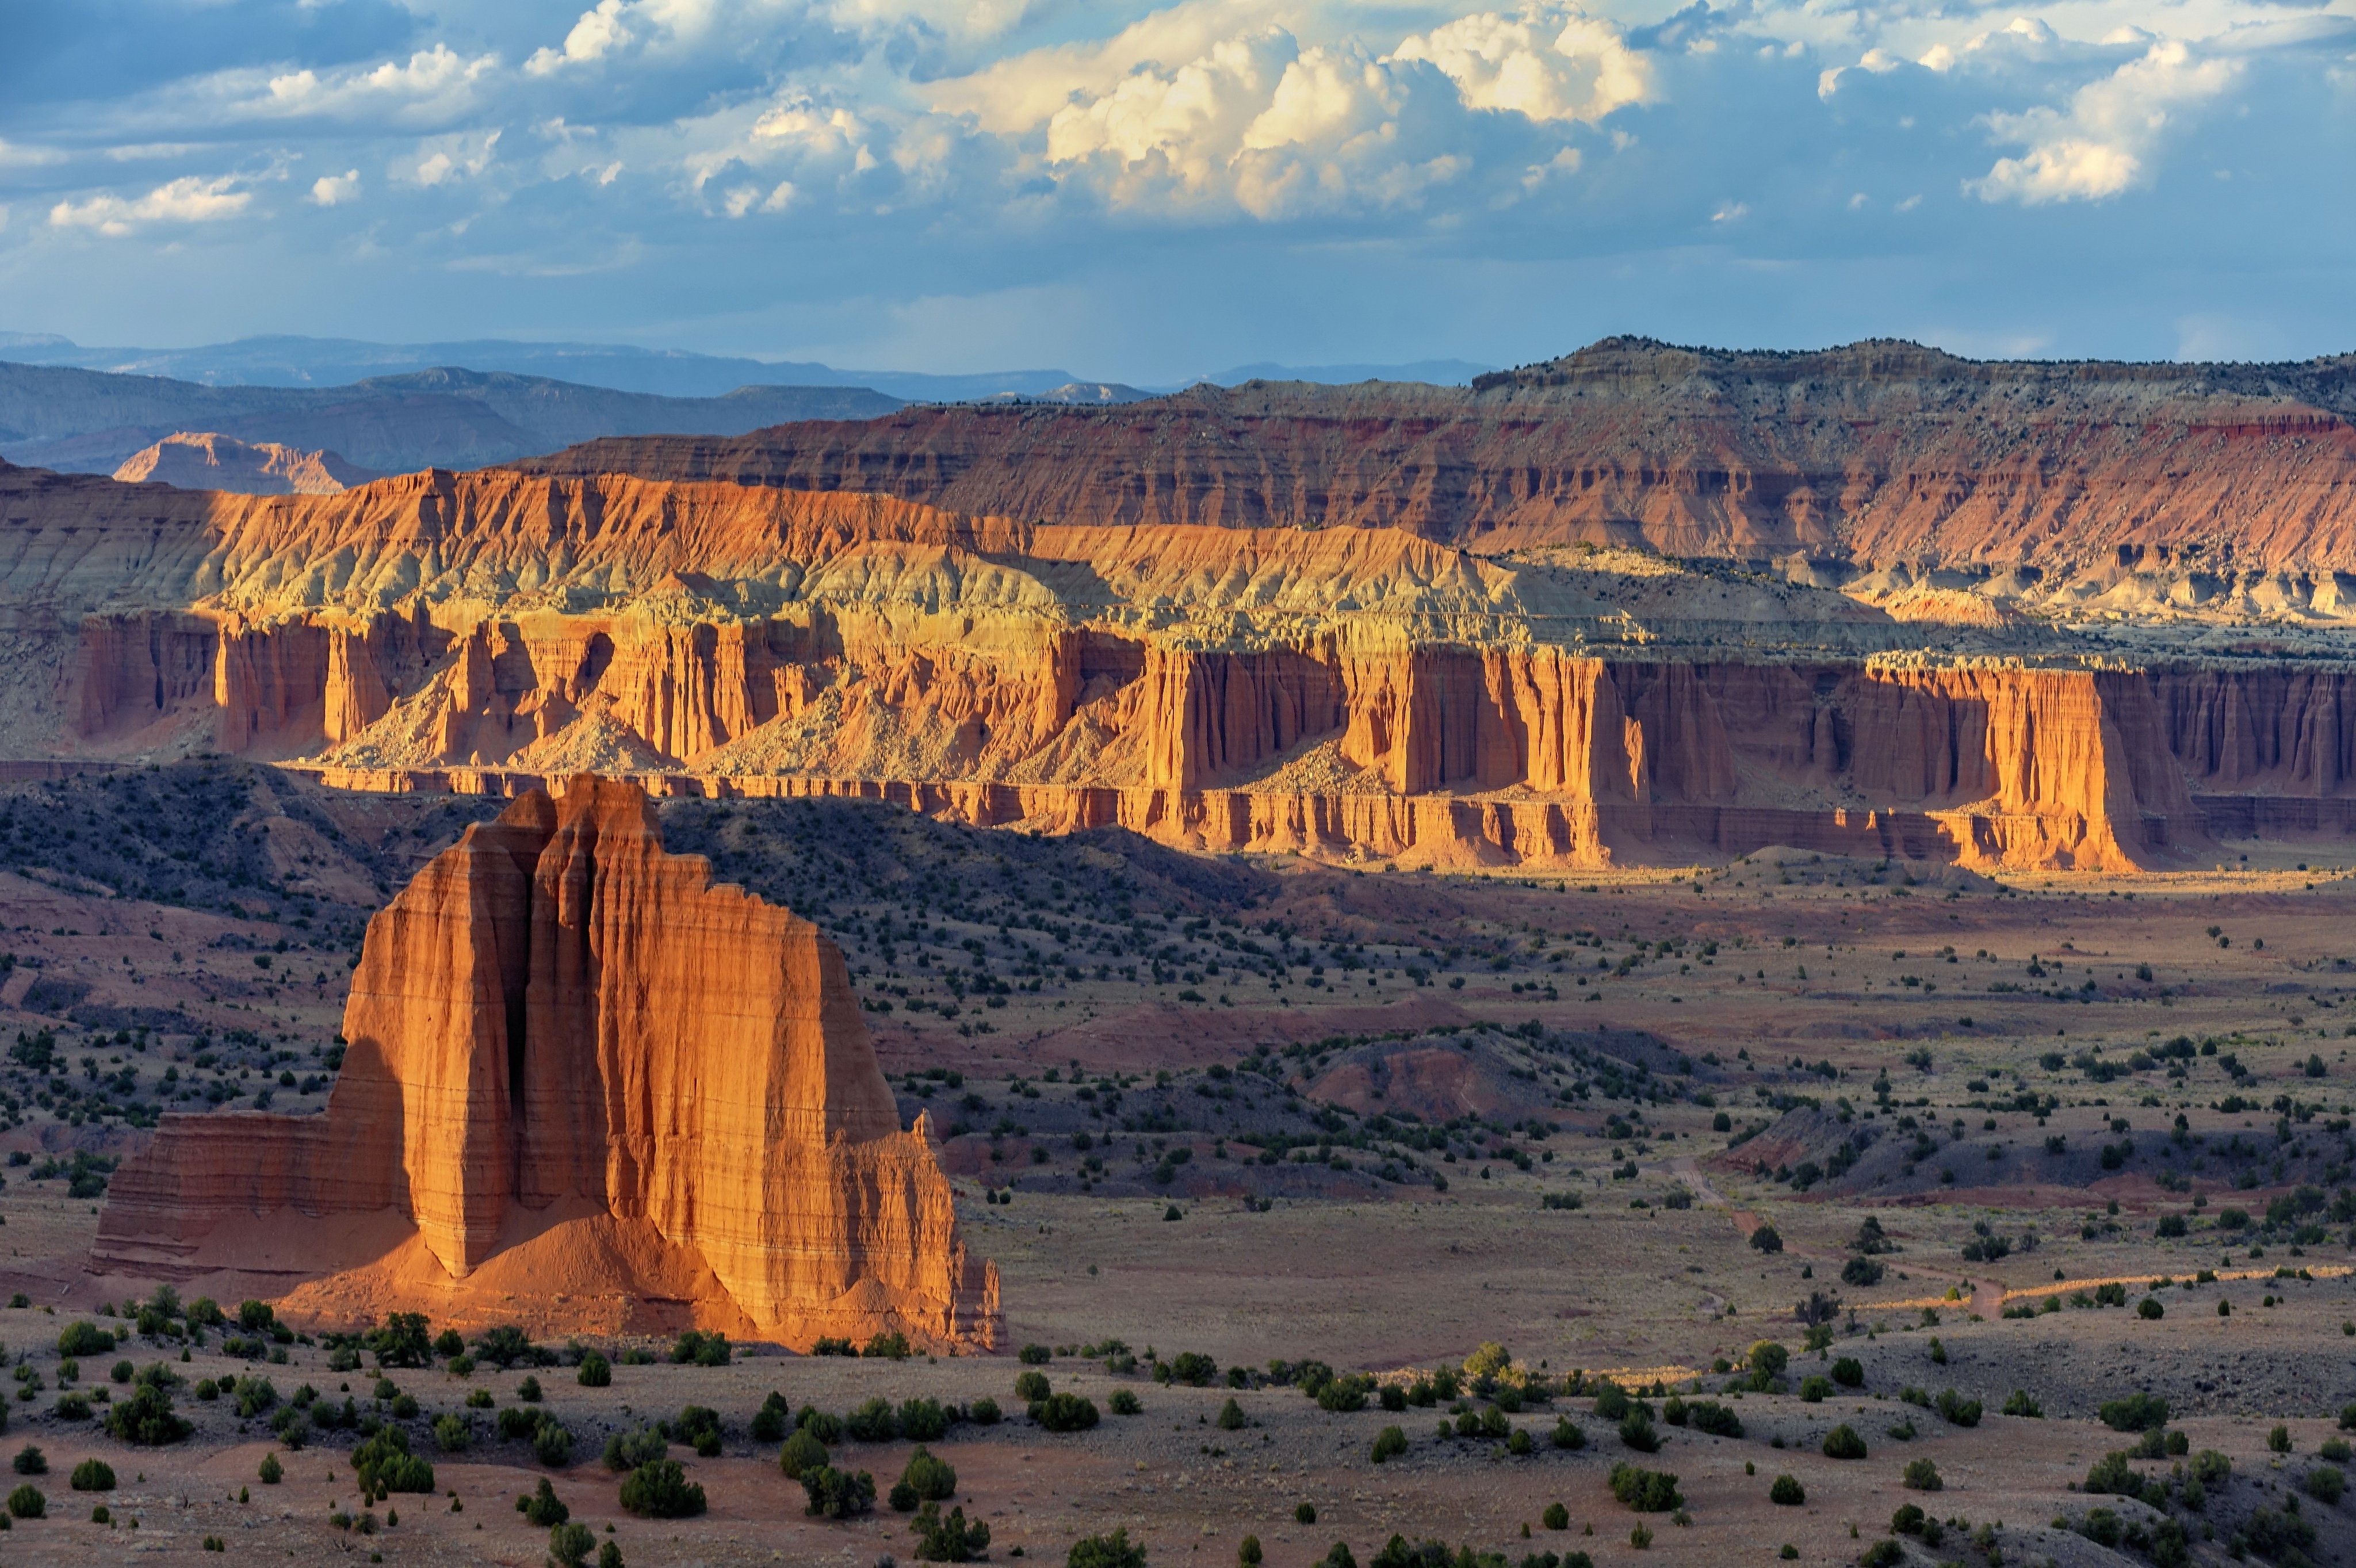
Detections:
[1009, 7, 1644, 221]
[48, 175, 253, 236]
[1969, 40, 2238, 204]
[1390, 7, 1652, 124]
[405, 130, 503, 189]
[311, 170, 362, 206]
[527, 0, 637, 75]
[0, 139, 67, 169]
[257, 44, 501, 124]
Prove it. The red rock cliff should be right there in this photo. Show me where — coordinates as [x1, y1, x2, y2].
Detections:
[91, 777, 1001, 1349]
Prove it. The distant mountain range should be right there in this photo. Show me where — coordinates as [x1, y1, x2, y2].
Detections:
[0, 332, 1494, 403]
[0, 362, 902, 476]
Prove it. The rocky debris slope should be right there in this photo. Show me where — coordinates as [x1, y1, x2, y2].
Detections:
[90, 776, 1002, 1349]
[113, 431, 380, 495]
[517, 336, 2356, 616]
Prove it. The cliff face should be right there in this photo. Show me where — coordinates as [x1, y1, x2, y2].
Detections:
[91, 777, 1001, 1349]
[5, 446, 2354, 873]
[515, 339, 2356, 610]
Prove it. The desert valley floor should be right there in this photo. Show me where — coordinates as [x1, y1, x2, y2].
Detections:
[0, 766, 2339, 1565]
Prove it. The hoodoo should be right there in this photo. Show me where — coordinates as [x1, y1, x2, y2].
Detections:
[90, 776, 1001, 1350]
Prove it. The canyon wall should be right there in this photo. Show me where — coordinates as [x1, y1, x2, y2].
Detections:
[90, 778, 1002, 1349]
[6, 445, 2356, 873]
[515, 338, 2356, 615]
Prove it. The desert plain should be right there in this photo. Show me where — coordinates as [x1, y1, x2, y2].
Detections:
[0, 339, 2347, 1567]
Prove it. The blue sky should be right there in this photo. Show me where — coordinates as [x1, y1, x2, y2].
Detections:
[1, 0, 2350, 383]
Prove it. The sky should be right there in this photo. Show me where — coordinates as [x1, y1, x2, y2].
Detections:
[0, 0, 2350, 383]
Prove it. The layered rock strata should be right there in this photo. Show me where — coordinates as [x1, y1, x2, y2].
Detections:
[6, 417, 2356, 870]
[90, 777, 1001, 1349]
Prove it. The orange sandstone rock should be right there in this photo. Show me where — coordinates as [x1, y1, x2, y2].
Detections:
[91, 777, 1000, 1349]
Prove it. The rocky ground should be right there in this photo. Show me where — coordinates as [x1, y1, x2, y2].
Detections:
[0, 765, 2349, 1563]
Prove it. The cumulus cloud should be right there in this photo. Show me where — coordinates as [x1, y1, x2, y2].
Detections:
[406, 129, 503, 188]
[1968, 40, 2239, 204]
[1391, 6, 1651, 123]
[48, 174, 253, 235]
[527, 0, 638, 75]
[311, 170, 362, 206]
[1011, 7, 1648, 220]
[255, 43, 500, 124]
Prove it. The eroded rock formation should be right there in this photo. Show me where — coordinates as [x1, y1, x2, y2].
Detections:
[113, 432, 381, 495]
[9, 329, 2356, 873]
[90, 777, 1001, 1348]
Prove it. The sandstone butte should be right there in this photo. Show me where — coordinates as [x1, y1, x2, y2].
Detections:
[4, 334, 2356, 875]
[113, 431, 381, 496]
[90, 776, 1003, 1349]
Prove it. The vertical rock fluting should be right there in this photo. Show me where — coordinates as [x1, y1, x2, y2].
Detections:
[91, 777, 1001, 1349]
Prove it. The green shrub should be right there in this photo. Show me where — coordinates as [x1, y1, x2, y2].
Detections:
[898, 1397, 950, 1443]
[1019, 1344, 1053, 1365]
[1551, 1417, 1586, 1450]
[10, 1447, 42, 1476]
[353, 1427, 435, 1494]
[2303, 1466, 2344, 1505]
[1891, 1504, 1925, 1535]
[967, 1398, 1001, 1427]
[668, 1330, 730, 1367]
[621, 1459, 707, 1519]
[1798, 1376, 1833, 1403]
[1768, 1474, 1804, 1506]
[1822, 1425, 1867, 1460]
[800, 1465, 874, 1519]
[519, 1477, 569, 1527]
[257, 1454, 282, 1485]
[1619, 1412, 1659, 1453]
[1108, 1390, 1141, 1416]
[781, 1429, 829, 1479]
[1031, 1393, 1099, 1433]
[603, 1428, 665, 1472]
[912, 1501, 992, 1562]
[1370, 1426, 1407, 1464]
[846, 1397, 897, 1443]
[433, 1414, 472, 1454]
[1860, 1542, 1904, 1568]
[1935, 1390, 1982, 1428]
[548, 1521, 597, 1568]
[7, 1484, 41, 1519]
[2001, 1389, 2043, 1418]
[797, 1408, 844, 1444]
[1013, 1371, 1052, 1402]
[2099, 1393, 2168, 1431]
[1240, 1535, 1264, 1565]
[1171, 1352, 1219, 1387]
[902, 1446, 958, 1503]
[749, 1392, 790, 1444]
[1607, 1463, 1682, 1512]
[68, 1459, 113, 1491]
[1542, 1502, 1569, 1530]
[534, 1420, 575, 1468]
[104, 1383, 192, 1446]
[863, 1331, 912, 1361]
[1830, 1357, 1864, 1388]
[55, 1324, 112, 1359]
[1902, 1458, 1942, 1491]
[1297, 1503, 1317, 1525]
[1591, 1381, 1630, 1420]
[1068, 1527, 1150, 1568]
[1686, 1402, 1742, 1439]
